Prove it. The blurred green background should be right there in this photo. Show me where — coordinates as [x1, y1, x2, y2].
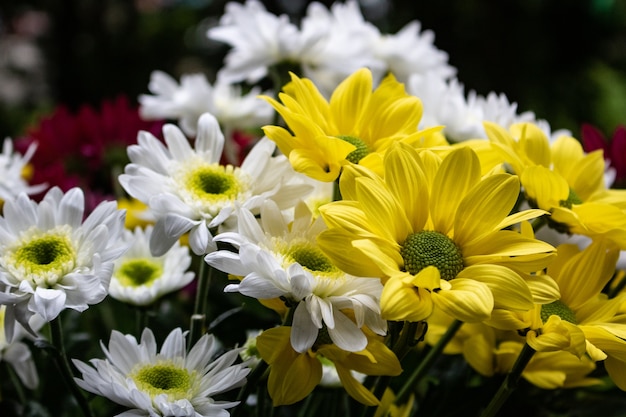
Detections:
[0, 0, 625, 138]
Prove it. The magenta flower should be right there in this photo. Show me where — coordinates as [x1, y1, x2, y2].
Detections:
[581, 123, 626, 188]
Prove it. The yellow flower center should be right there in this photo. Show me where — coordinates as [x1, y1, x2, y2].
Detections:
[401, 231, 464, 280]
[286, 243, 339, 274]
[175, 161, 250, 217]
[558, 188, 583, 209]
[116, 259, 162, 287]
[337, 135, 369, 164]
[132, 361, 194, 400]
[540, 300, 578, 324]
[4, 228, 76, 287]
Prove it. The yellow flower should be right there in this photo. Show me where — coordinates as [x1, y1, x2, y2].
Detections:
[261, 68, 423, 181]
[373, 388, 414, 417]
[319, 144, 556, 323]
[485, 121, 626, 248]
[117, 197, 153, 229]
[256, 326, 401, 406]
[487, 239, 626, 390]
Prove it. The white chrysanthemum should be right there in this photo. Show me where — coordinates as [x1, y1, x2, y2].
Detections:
[205, 200, 386, 354]
[409, 73, 484, 142]
[119, 112, 312, 256]
[466, 91, 536, 132]
[110, 226, 194, 306]
[0, 306, 44, 389]
[73, 327, 250, 417]
[0, 187, 126, 337]
[297, 1, 383, 95]
[0, 138, 46, 202]
[208, 0, 301, 84]
[371, 19, 456, 85]
[139, 70, 273, 137]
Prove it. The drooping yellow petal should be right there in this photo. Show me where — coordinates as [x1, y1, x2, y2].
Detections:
[432, 278, 494, 323]
[380, 274, 433, 322]
[513, 122, 551, 167]
[334, 363, 380, 406]
[521, 165, 569, 209]
[458, 264, 534, 311]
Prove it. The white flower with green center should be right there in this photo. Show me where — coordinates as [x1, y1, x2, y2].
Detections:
[0, 187, 126, 337]
[119, 112, 312, 256]
[110, 226, 194, 306]
[73, 327, 251, 417]
[205, 200, 386, 353]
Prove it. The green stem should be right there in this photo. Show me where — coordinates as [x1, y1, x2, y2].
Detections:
[5, 362, 26, 405]
[394, 319, 463, 405]
[189, 258, 211, 349]
[530, 215, 547, 233]
[135, 306, 148, 339]
[480, 343, 536, 417]
[231, 360, 269, 417]
[49, 317, 94, 417]
[333, 179, 342, 201]
[361, 321, 426, 417]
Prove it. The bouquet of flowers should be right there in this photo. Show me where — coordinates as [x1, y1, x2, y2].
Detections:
[1, 1, 626, 417]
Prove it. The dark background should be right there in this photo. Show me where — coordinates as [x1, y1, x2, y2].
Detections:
[1, 0, 625, 138]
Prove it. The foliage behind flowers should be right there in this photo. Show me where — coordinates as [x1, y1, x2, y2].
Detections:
[2, 2, 626, 417]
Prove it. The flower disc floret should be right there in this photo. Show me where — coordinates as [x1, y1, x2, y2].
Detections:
[6, 228, 76, 286]
[285, 242, 339, 274]
[541, 300, 577, 325]
[174, 160, 250, 217]
[337, 135, 369, 164]
[558, 188, 583, 209]
[132, 361, 194, 400]
[117, 259, 163, 287]
[401, 231, 463, 280]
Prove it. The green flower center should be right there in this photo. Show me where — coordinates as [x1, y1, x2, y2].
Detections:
[559, 188, 583, 209]
[286, 243, 338, 273]
[10, 231, 76, 286]
[337, 135, 369, 164]
[401, 231, 464, 280]
[187, 166, 239, 197]
[540, 300, 578, 324]
[133, 362, 193, 400]
[116, 259, 162, 287]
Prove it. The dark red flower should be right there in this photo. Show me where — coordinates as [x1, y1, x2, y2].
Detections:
[16, 95, 164, 211]
[581, 123, 626, 188]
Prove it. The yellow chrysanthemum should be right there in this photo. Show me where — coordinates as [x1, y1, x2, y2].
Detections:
[318, 144, 556, 323]
[485, 121, 626, 248]
[488, 239, 626, 390]
[426, 309, 599, 389]
[261, 68, 425, 181]
[256, 326, 402, 406]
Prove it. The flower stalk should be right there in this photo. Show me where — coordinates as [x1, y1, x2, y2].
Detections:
[49, 316, 94, 417]
[189, 257, 211, 349]
[480, 343, 536, 417]
[394, 319, 463, 405]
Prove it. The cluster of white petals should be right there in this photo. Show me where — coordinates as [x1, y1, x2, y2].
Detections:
[0, 187, 126, 338]
[206, 201, 386, 354]
[74, 328, 250, 417]
[208, 0, 454, 95]
[139, 70, 273, 138]
[119, 112, 312, 256]
[0, 138, 46, 202]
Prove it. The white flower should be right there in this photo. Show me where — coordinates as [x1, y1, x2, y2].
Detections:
[208, 0, 301, 84]
[297, 1, 382, 95]
[205, 200, 386, 354]
[109, 226, 195, 306]
[0, 138, 46, 202]
[0, 306, 44, 389]
[0, 187, 126, 337]
[139, 70, 273, 137]
[372, 19, 456, 85]
[73, 327, 250, 417]
[119, 112, 312, 256]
